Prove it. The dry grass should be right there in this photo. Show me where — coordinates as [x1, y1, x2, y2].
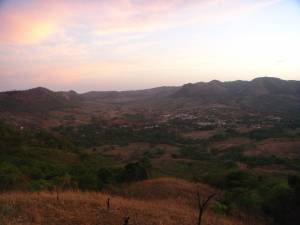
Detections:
[116, 177, 215, 202]
[0, 178, 264, 225]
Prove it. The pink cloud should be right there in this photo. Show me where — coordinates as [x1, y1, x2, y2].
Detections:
[0, 0, 287, 91]
[0, 0, 279, 44]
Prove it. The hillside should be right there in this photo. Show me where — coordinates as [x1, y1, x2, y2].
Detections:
[170, 77, 300, 115]
[0, 87, 80, 113]
[0, 178, 263, 225]
[82, 86, 178, 103]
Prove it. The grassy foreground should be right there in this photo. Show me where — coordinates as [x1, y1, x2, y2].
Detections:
[0, 178, 263, 225]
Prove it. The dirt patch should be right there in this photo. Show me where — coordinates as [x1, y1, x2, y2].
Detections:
[182, 130, 218, 139]
[212, 137, 252, 151]
[253, 164, 298, 174]
[245, 138, 300, 158]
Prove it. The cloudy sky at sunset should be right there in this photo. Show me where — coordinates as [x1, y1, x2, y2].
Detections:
[0, 0, 299, 92]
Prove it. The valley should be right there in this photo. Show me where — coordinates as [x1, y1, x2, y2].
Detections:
[1, 77, 300, 225]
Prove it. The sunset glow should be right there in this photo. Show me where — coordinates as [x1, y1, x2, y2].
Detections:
[0, 0, 299, 92]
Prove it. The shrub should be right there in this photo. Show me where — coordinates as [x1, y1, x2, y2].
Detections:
[29, 179, 53, 191]
[120, 162, 148, 183]
[213, 201, 229, 214]
[0, 162, 23, 191]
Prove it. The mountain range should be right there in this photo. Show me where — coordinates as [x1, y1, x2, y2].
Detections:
[1, 77, 300, 119]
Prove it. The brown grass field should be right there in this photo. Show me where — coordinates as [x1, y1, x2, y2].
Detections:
[0, 178, 264, 225]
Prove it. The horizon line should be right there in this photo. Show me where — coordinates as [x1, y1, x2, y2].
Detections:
[1, 76, 298, 94]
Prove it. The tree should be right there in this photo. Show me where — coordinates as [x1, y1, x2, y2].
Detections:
[196, 189, 217, 225]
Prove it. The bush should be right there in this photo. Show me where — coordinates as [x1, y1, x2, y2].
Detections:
[97, 168, 114, 188]
[224, 171, 259, 189]
[263, 175, 300, 225]
[0, 162, 23, 191]
[120, 162, 148, 183]
[213, 201, 229, 214]
[77, 172, 99, 190]
[29, 179, 53, 191]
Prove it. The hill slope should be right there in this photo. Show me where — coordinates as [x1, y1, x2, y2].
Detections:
[0, 178, 262, 225]
[170, 77, 300, 115]
[0, 87, 80, 113]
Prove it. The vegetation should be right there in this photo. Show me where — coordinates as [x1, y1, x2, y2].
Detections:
[0, 122, 151, 192]
[55, 122, 184, 147]
[1, 118, 300, 224]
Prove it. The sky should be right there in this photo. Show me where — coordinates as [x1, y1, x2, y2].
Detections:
[0, 0, 299, 92]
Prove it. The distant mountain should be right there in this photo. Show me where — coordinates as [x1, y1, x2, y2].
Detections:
[0, 77, 299, 116]
[169, 77, 300, 115]
[82, 86, 178, 103]
[173, 77, 300, 98]
[0, 87, 80, 113]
